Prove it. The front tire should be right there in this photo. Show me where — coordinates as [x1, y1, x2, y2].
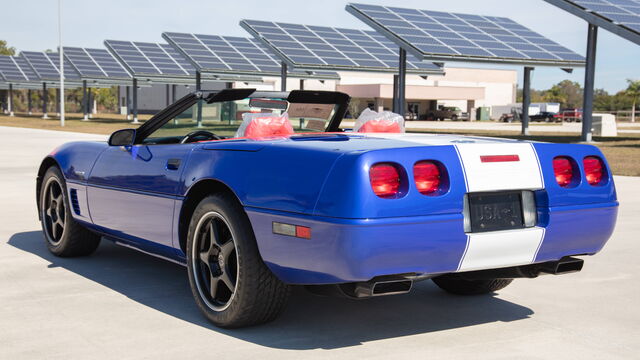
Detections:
[432, 275, 513, 295]
[186, 194, 290, 328]
[39, 166, 101, 257]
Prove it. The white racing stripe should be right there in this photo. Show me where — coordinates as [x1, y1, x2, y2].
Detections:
[458, 227, 545, 272]
[454, 143, 543, 192]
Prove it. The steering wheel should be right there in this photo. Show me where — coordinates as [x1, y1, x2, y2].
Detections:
[180, 130, 221, 144]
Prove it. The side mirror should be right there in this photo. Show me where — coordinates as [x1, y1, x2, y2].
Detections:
[108, 128, 136, 146]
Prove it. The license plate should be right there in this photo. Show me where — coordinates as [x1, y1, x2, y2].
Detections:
[468, 192, 524, 233]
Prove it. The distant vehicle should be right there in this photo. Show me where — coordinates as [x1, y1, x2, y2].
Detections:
[530, 111, 560, 122]
[500, 107, 522, 123]
[427, 106, 462, 121]
[559, 109, 583, 122]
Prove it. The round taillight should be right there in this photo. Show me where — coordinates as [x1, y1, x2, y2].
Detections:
[414, 161, 441, 195]
[369, 163, 401, 198]
[553, 156, 573, 187]
[583, 156, 604, 186]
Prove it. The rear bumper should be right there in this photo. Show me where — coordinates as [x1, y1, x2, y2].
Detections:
[246, 201, 618, 285]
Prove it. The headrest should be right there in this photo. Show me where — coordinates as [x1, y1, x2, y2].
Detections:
[235, 113, 294, 139]
[353, 108, 405, 133]
[357, 120, 403, 133]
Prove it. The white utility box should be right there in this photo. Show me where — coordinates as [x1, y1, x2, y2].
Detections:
[592, 113, 617, 137]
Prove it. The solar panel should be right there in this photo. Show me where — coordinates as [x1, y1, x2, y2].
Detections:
[20, 51, 60, 80]
[543, 0, 640, 45]
[240, 20, 445, 73]
[63, 47, 131, 80]
[104, 40, 194, 80]
[162, 32, 341, 79]
[0, 56, 39, 83]
[44, 52, 81, 81]
[346, 3, 586, 66]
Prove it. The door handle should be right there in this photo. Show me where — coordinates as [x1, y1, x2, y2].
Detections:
[166, 158, 181, 170]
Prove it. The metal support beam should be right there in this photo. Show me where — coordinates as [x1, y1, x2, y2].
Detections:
[132, 78, 139, 124]
[8, 84, 14, 116]
[171, 84, 177, 103]
[27, 89, 32, 115]
[582, 24, 598, 142]
[225, 82, 233, 89]
[42, 83, 49, 119]
[299, 79, 304, 91]
[392, 75, 399, 113]
[280, 62, 287, 92]
[55, 88, 61, 116]
[125, 86, 131, 120]
[397, 48, 407, 117]
[521, 66, 534, 136]
[88, 87, 93, 118]
[82, 80, 88, 120]
[196, 71, 202, 128]
[166, 84, 170, 106]
[392, 75, 398, 113]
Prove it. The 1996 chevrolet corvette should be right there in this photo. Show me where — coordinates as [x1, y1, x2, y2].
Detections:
[37, 89, 618, 328]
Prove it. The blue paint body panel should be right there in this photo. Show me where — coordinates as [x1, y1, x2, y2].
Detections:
[41, 134, 619, 284]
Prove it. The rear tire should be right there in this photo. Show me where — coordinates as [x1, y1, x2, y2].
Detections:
[186, 193, 290, 328]
[432, 275, 513, 295]
[39, 166, 101, 257]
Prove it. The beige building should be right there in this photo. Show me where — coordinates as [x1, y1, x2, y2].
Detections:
[236, 67, 518, 120]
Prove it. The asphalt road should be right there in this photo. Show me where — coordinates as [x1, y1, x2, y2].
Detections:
[1, 126, 638, 359]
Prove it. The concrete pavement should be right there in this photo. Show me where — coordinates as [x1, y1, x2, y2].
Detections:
[0, 126, 638, 359]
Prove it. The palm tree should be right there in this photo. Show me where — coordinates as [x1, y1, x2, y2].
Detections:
[625, 79, 640, 123]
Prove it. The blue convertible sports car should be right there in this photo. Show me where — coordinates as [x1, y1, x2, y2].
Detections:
[37, 89, 618, 328]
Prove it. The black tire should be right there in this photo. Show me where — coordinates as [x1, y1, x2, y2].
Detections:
[39, 166, 101, 257]
[451, 115, 458, 121]
[432, 275, 513, 295]
[186, 193, 290, 328]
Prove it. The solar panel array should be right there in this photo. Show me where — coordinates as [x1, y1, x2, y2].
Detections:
[240, 20, 444, 73]
[63, 47, 131, 80]
[104, 40, 194, 78]
[544, 0, 640, 44]
[346, 3, 585, 65]
[162, 32, 341, 79]
[575, 0, 640, 31]
[0, 56, 39, 83]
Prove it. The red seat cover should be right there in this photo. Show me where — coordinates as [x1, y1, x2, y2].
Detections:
[357, 119, 402, 133]
[243, 115, 294, 138]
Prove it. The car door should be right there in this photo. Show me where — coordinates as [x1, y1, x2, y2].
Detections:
[86, 143, 193, 256]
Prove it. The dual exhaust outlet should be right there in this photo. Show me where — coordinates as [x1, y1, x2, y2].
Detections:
[337, 256, 584, 299]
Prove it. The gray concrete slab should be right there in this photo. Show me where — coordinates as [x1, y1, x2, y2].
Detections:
[0, 125, 638, 359]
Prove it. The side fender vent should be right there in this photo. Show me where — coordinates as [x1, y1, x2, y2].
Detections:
[69, 189, 81, 215]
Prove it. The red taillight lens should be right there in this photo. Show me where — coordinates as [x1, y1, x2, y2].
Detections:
[583, 156, 604, 185]
[369, 163, 401, 198]
[414, 161, 441, 195]
[553, 156, 573, 187]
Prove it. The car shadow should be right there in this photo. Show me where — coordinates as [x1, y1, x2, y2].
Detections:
[8, 231, 534, 350]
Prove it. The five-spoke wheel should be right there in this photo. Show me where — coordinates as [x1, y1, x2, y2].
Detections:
[42, 177, 66, 245]
[39, 166, 101, 257]
[192, 212, 238, 311]
[186, 193, 290, 328]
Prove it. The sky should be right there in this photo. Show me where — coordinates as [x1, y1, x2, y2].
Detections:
[1, 0, 638, 93]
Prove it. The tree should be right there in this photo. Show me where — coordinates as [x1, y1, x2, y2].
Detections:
[625, 79, 640, 123]
[0, 40, 15, 56]
[542, 84, 568, 105]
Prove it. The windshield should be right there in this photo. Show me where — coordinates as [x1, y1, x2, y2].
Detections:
[144, 97, 338, 144]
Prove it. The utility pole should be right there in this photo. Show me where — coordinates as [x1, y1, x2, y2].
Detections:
[58, 0, 65, 126]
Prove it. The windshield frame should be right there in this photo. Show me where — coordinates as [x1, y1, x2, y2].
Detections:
[133, 89, 350, 144]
